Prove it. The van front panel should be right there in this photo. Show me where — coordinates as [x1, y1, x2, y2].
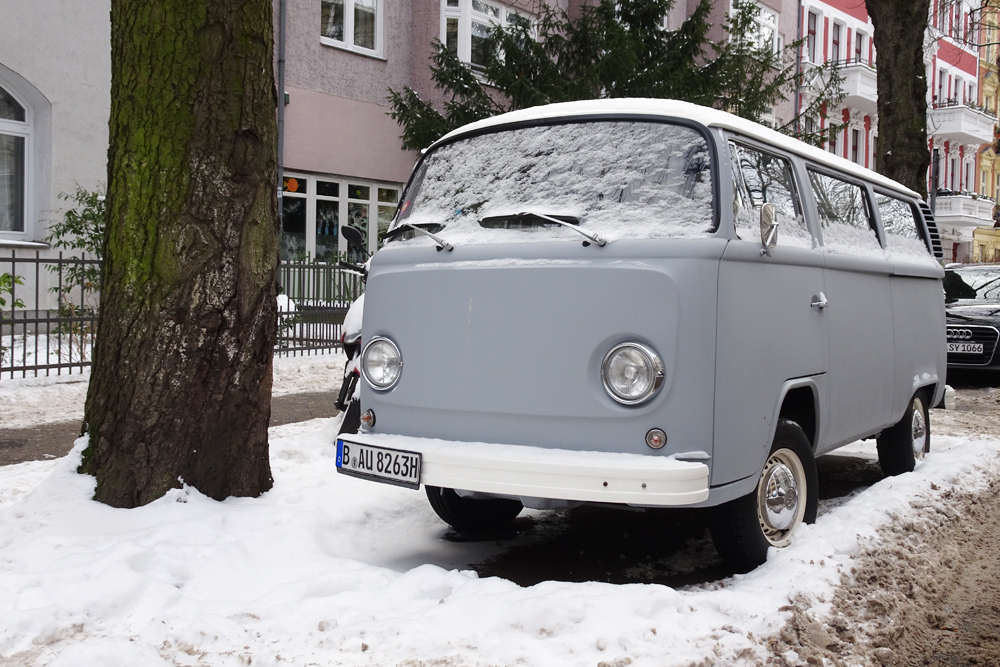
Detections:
[360, 240, 724, 461]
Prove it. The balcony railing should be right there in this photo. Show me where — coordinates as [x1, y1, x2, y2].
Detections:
[933, 193, 997, 242]
[839, 60, 878, 114]
[927, 103, 995, 145]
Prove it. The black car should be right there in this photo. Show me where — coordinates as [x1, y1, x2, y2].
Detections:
[944, 264, 1000, 372]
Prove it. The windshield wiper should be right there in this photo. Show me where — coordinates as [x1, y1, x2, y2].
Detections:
[384, 222, 453, 252]
[479, 211, 606, 247]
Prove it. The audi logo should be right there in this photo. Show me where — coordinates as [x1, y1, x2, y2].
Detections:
[947, 328, 974, 340]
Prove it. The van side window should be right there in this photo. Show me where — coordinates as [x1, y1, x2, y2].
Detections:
[875, 192, 930, 258]
[730, 142, 811, 246]
[807, 170, 881, 254]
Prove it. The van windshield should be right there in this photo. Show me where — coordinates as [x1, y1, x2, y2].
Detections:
[390, 120, 715, 246]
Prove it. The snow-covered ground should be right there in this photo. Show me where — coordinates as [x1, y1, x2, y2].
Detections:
[0, 353, 345, 429]
[1, 380, 999, 666]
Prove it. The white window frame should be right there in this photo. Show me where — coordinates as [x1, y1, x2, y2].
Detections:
[806, 10, 819, 63]
[280, 172, 401, 261]
[850, 126, 862, 165]
[441, 0, 534, 70]
[320, 0, 384, 58]
[0, 80, 32, 240]
[747, 3, 781, 55]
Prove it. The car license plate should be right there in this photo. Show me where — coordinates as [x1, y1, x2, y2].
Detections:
[948, 342, 984, 354]
[336, 438, 421, 489]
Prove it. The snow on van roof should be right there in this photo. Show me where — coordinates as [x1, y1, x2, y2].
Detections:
[433, 98, 921, 200]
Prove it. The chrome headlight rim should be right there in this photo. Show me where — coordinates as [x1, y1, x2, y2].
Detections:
[361, 335, 403, 391]
[600, 341, 665, 406]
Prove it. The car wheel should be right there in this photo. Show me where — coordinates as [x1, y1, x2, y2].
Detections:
[337, 399, 361, 436]
[425, 486, 523, 532]
[877, 389, 929, 477]
[709, 419, 818, 573]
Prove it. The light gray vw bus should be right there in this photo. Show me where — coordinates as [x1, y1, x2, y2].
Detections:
[336, 99, 946, 572]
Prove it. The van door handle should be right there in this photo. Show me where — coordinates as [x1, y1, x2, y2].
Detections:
[811, 293, 829, 309]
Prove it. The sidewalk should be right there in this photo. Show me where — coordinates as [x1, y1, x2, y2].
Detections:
[0, 390, 340, 466]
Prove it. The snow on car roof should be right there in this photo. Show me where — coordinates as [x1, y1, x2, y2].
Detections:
[433, 98, 921, 200]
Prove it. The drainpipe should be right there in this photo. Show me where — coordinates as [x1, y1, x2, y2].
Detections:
[931, 147, 940, 214]
[277, 0, 287, 226]
[795, 0, 803, 134]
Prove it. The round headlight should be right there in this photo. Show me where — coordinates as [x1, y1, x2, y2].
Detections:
[361, 336, 403, 390]
[601, 342, 665, 405]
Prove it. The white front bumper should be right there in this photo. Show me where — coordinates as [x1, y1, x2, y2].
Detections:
[338, 433, 710, 507]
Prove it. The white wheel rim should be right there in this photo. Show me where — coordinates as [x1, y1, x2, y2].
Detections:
[756, 448, 807, 548]
[911, 396, 927, 460]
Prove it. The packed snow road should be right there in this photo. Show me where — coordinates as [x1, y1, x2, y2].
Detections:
[0, 373, 998, 666]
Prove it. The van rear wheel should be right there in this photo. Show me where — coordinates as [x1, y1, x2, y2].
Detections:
[709, 419, 818, 573]
[425, 486, 523, 532]
[877, 389, 929, 477]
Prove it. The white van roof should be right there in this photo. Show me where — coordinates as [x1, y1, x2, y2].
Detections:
[432, 98, 922, 200]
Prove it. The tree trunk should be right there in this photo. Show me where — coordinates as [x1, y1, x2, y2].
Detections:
[866, 0, 931, 199]
[79, 0, 279, 507]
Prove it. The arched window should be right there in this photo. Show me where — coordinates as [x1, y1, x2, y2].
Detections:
[0, 83, 28, 233]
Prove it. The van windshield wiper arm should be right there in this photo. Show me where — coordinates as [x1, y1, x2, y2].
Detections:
[480, 211, 606, 247]
[527, 211, 606, 247]
[384, 222, 454, 252]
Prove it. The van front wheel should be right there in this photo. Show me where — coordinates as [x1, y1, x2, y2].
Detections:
[709, 419, 818, 573]
[425, 486, 523, 533]
[877, 389, 929, 477]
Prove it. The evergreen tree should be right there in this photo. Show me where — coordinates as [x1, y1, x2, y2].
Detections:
[389, 0, 846, 151]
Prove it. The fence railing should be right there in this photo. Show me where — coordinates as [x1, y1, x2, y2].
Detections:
[1, 251, 101, 378]
[1, 250, 362, 378]
[276, 256, 364, 358]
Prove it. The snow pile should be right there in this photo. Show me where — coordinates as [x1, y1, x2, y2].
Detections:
[0, 353, 345, 429]
[0, 417, 998, 666]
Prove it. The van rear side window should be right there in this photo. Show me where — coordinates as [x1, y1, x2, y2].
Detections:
[392, 121, 715, 246]
[875, 192, 931, 259]
[808, 170, 880, 255]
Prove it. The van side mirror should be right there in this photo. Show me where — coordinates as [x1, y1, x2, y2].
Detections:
[340, 224, 366, 252]
[759, 203, 778, 257]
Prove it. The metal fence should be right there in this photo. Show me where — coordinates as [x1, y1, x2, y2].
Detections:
[1, 250, 101, 378]
[1, 250, 362, 378]
[276, 256, 364, 357]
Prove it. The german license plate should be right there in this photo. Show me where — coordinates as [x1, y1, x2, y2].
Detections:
[948, 342, 983, 354]
[336, 438, 421, 489]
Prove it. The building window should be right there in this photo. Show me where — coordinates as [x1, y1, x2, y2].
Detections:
[854, 32, 864, 64]
[321, 0, 382, 56]
[749, 3, 780, 54]
[281, 173, 400, 262]
[0, 84, 27, 234]
[442, 0, 533, 70]
[831, 23, 841, 62]
[851, 128, 860, 164]
[807, 11, 818, 62]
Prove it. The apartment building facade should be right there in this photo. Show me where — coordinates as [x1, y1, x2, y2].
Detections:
[4, 0, 999, 268]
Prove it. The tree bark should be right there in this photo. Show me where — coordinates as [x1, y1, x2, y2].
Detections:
[79, 0, 278, 507]
[866, 0, 931, 199]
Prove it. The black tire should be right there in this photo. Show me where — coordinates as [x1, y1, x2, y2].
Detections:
[338, 399, 361, 436]
[425, 486, 523, 532]
[877, 389, 929, 477]
[709, 419, 818, 573]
